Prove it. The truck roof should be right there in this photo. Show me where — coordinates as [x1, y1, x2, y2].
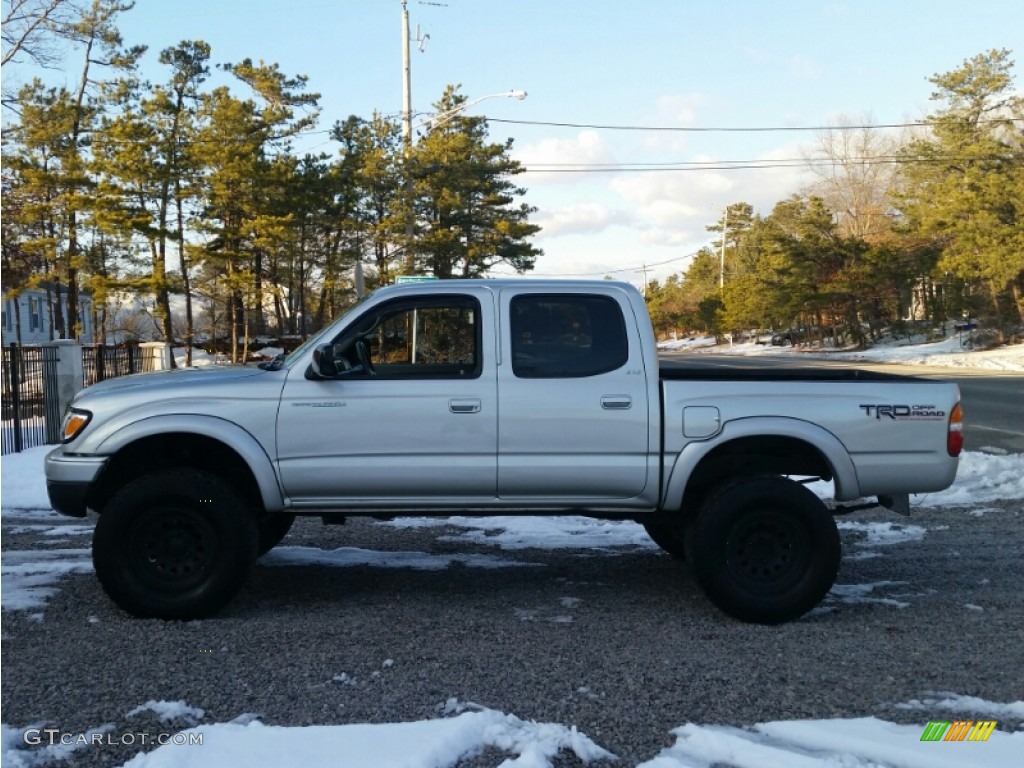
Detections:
[376, 277, 640, 295]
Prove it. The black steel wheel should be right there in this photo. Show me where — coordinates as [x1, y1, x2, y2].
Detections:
[686, 475, 840, 624]
[93, 469, 259, 619]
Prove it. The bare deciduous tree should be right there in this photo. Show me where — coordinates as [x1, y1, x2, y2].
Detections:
[802, 114, 901, 244]
[2, 0, 79, 68]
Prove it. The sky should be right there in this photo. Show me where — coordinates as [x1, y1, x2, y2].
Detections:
[6, 0, 1023, 287]
[2, 341, 1024, 766]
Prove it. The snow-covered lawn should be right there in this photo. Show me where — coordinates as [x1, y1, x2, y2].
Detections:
[658, 334, 1024, 372]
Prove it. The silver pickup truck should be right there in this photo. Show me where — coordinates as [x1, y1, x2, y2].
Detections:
[46, 280, 963, 624]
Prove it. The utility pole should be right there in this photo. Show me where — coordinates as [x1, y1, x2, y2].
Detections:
[719, 205, 728, 290]
[400, 0, 416, 274]
[401, 0, 413, 147]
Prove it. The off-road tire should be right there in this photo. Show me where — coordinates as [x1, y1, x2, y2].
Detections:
[93, 469, 259, 619]
[642, 520, 688, 560]
[686, 474, 840, 624]
[257, 513, 296, 556]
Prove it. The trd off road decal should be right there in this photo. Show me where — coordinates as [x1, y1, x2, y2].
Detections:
[859, 404, 947, 420]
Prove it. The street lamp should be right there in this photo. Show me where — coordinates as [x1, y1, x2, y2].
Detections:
[414, 89, 527, 133]
[394, 89, 526, 274]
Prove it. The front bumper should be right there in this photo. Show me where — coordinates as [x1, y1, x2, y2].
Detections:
[44, 448, 107, 518]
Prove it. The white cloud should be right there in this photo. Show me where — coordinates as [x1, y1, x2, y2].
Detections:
[655, 92, 706, 126]
[533, 202, 629, 238]
[514, 130, 616, 185]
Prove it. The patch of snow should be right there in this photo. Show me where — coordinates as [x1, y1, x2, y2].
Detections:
[836, 521, 927, 547]
[126, 701, 205, 725]
[895, 694, 1024, 719]
[116, 707, 615, 768]
[827, 582, 911, 609]
[641, 716, 1023, 768]
[384, 515, 658, 551]
[1, 723, 115, 768]
[259, 546, 541, 571]
[0, 549, 93, 611]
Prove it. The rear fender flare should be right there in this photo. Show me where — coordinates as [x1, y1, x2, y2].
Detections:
[664, 416, 860, 507]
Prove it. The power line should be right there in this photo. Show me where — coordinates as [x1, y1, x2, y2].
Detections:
[488, 116, 1023, 133]
[507, 254, 694, 278]
[518, 154, 1009, 174]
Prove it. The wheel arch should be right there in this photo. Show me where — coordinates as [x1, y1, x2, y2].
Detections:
[665, 417, 860, 518]
[89, 418, 284, 515]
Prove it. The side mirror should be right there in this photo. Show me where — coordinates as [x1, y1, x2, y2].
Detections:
[307, 343, 340, 379]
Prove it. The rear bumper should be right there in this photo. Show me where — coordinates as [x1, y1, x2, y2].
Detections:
[44, 448, 107, 518]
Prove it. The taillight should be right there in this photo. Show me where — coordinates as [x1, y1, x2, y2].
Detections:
[947, 402, 963, 457]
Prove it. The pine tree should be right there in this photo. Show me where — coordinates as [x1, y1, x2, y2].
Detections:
[898, 49, 1024, 330]
[408, 86, 541, 278]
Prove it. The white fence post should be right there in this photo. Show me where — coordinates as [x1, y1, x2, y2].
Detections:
[140, 342, 174, 371]
[43, 340, 83, 441]
[44, 339, 84, 408]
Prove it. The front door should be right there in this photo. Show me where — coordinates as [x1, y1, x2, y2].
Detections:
[277, 291, 497, 506]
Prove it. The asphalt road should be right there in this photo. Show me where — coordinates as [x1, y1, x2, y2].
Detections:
[660, 352, 1024, 454]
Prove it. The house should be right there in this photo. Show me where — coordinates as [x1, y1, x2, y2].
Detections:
[2, 284, 94, 346]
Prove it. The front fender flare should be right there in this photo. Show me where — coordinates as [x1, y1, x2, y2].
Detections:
[95, 415, 286, 513]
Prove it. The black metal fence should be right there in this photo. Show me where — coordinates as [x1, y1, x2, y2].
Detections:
[82, 345, 143, 387]
[1, 344, 61, 455]
[1, 344, 146, 455]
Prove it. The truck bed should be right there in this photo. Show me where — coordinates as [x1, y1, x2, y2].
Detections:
[659, 357, 914, 382]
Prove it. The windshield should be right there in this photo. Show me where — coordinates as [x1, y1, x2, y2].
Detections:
[263, 293, 373, 371]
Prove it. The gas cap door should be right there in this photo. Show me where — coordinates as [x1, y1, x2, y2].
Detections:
[683, 406, 721, 438]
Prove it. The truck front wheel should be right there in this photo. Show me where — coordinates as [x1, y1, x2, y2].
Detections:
[642, 520, 688, 560]
[257, 513, 295, 556]
[93, 469, 259, 619]
[686, 475, 840, 624]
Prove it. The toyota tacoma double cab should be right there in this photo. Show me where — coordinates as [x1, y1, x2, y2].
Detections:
[46, 280, 963, 624]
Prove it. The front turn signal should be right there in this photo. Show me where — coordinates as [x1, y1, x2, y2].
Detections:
[947, 402, 964, 457]
[61, 408, 92, 443]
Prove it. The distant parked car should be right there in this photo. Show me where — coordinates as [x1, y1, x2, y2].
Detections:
[771, 329, 802, 346]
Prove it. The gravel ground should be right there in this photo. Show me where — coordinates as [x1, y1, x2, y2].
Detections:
[2, 500, 1023, 767]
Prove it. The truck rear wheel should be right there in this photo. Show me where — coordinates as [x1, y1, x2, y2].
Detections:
[686, 475, 840, 624]
[93, 469, 259, 619]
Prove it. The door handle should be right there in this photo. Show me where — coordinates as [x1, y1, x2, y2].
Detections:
[449, 398, 481, 414]
[601, 395, 632, 410]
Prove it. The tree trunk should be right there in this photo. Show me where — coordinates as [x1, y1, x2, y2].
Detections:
[175, 193, 194, 367]
[989, 280, 1005, 343]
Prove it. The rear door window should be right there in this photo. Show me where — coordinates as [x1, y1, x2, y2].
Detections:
[510, 294, 628, 378]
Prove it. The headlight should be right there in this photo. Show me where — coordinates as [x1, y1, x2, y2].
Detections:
[61, 408, 92, 443]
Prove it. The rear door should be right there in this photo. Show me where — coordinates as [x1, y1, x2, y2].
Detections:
[496, 288, 651, 500]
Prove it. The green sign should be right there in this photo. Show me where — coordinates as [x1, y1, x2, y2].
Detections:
[394, 275, 439, 283]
